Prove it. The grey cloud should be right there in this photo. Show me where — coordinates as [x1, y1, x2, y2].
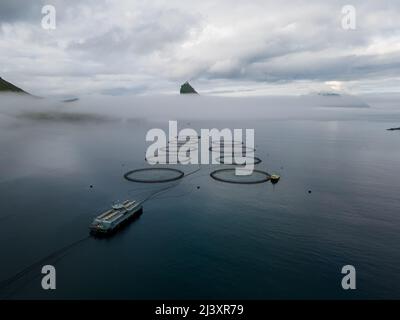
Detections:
[1, 0, 400, 96]
[69, 8, 200, 56]
[0, 0, 46, 23]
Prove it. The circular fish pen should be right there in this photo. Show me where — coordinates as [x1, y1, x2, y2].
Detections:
[216, 155, 262, 165]
[175, 135, 200, 140]
[210, 168, 270, 184]
[170, 136, 199, 143]
[124, 168, 185, 183]
[211, 140, 244, 146]
[146, 155, 194, 164]
[170, 135, 200, 145]
[146, 146, 198, 164]
[168, 141, 198, 147]
[209, 145, 256, 154]
[159, 146, 198, 153]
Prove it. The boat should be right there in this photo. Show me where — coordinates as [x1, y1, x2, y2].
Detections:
[270, 174, 281, 184]
[89, 200, 143, 236]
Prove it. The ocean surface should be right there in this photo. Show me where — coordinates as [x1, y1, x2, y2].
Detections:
[0, 93, 399, 299]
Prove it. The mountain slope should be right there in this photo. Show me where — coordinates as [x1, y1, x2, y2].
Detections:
[0, 77, 28, 94]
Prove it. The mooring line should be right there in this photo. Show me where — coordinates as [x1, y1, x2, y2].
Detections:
[0, 165, 203, 295]
[0, 236, 90, 293]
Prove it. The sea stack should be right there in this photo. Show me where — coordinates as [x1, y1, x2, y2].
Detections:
[180, 81, 198, 94]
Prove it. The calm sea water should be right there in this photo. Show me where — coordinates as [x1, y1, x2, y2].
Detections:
[0, 94, 399, 299]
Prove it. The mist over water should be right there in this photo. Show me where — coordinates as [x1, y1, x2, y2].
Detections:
[1, 93, 400, 299]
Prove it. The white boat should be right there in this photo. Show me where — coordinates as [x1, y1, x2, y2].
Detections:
[90, 200, 143, 236]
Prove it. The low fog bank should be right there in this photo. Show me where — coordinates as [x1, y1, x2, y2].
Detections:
[0, 93, 378, 125]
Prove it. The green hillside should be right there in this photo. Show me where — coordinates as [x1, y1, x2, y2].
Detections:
[0, 77, 27, 93]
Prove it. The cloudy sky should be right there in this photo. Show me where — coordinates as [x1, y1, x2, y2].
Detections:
[1, 0, 399, 96]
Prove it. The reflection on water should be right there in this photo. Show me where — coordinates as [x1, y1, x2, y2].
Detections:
[0, 93, 400, 299]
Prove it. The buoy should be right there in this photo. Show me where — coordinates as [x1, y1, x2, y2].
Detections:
[270, 174, 280, 184]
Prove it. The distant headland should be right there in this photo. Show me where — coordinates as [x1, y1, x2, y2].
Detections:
[0, 77, 28, 94]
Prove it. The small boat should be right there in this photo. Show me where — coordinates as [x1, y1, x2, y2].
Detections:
[90, 200, 142, 236]
[270, 174, 281, 184]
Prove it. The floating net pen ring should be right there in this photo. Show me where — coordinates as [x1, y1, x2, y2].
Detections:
[171, 136, 199, 141]
[124, 168, 185, 183]
[215, 155, 262, 165]
[210, 168, 270, 184]
[159, 146, 198, 152]
[146, 155, 194, 165]
[168, 140, 199, 146]
[211, 140, 244, 146]
[209, 146, 256, 153]
[174, 135, 200, 140]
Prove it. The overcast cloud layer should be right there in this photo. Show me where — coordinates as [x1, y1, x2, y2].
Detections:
[1, 0, 400, 96]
